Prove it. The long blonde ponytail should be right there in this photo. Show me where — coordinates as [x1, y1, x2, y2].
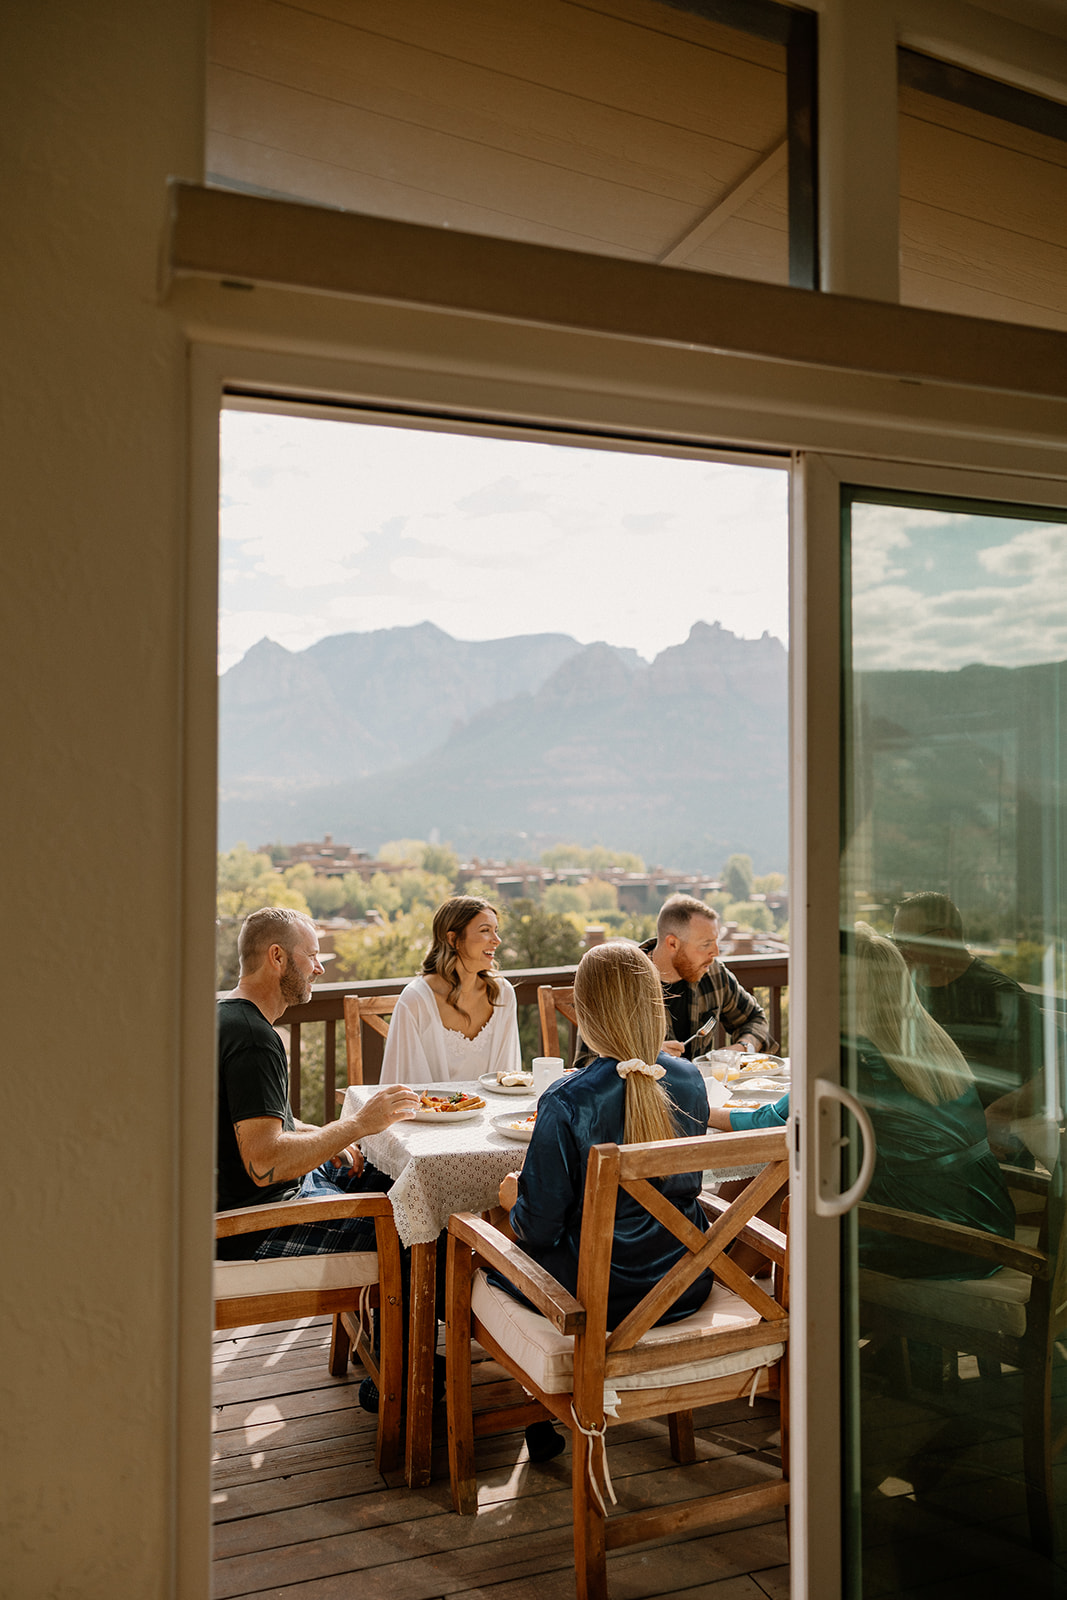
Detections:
[573, 941, 679, 1143]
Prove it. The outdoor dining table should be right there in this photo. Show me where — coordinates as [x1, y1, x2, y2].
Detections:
[342, 1080, 535, 1487]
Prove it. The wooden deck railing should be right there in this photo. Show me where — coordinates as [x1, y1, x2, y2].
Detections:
[267, 954, 789, 1121]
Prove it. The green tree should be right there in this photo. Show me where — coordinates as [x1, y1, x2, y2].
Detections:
[544, 884, 587, 916]
[303, 875, 347, 918]
[723, 853, 754, 902]
[753, 872, 786, 895]
[365, 872, 403, 920]
[540, 843, 644, 872]
[540, 844, 589, 870]
[377, 838, 428, 866]
[724, 900, 773, 933]
[422, 842, 459, 880]
[217, 843, 309, 919]
[498, 899, 582, 969]
[461, 878, 498, 901]
[584, 877, 619, 911]
[332, 908, 434, 981]
[393, 868, 453, 914]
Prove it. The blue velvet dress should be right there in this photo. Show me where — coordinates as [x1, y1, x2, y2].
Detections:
[494, 1052, 712, 1328]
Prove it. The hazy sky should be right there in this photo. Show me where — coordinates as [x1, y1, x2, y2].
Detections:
[218, 411, 790, 673]
[850, 501, 1067, 671]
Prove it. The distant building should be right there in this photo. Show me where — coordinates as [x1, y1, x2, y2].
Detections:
[265, 834, 373, 877]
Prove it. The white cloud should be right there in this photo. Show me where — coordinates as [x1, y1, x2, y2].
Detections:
[218, 412, 790, 669]
[850, 507, 1067, 670]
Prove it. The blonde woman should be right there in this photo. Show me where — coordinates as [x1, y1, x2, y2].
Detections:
[494, 940, 711, 1461]
[380, 896, 521, 1083]
[496, 941, 711, 1325]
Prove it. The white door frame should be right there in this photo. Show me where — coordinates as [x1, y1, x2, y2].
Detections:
[789, 452, 1067, 1598]
[179, 250, 1067, 1597]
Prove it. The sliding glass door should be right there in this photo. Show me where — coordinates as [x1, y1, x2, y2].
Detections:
[795, 458, 1067, 1599]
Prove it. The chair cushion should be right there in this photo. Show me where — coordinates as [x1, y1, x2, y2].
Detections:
[215, 1250, 379, 1299]
[471, 1272, 785, 1412]
[859, 1265, 1031, 1339]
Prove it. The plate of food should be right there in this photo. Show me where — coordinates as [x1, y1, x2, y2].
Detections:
[491, 1112, 538, 1143]
[727, 1076, 786, 1099]
[732, 1054, 789, 1074]
[727, 1099, 764, 1111]
[413, 1090, 486, 1121]
[479, 1071, 535, 1095]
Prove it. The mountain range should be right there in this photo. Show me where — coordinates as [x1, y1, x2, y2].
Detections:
[218, 620, 790, 871]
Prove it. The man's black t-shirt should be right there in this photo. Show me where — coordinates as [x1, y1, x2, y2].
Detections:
[217, 997, 300, 1215]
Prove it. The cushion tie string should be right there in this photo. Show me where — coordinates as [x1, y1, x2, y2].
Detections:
[747, 1367, 761, 1407]
[570, 1404, 618, 1518]
[358, 1284, 372, 1334]
[616, 1058, 666, 1081]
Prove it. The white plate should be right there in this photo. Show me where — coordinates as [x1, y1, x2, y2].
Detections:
[413, 1102, 485, 1123]
[479, 1073, 535, 1096]
[492, 1112, 537, 1143]
[727, 1081, 785, 1102]
[734, 1054, 789, 1074]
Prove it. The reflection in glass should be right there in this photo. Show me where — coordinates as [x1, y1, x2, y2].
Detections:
[842, 491, 1067, 1596]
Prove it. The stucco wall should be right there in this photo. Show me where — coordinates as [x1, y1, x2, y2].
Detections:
[0, 3, 210, 1593]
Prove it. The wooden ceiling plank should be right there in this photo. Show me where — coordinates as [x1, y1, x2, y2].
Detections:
[901, 114, 1067, 250]
[230, 0, 786, 143]
[207, 71, 701, 252]
[205, 132, 658, 258]
[684, 215, 790, 284]
[658, 137, 786, 263]
[900, 84, 1067, 167]
[208, 6, 779, 207]
[576, 0, 785, 70]
[901, 197, 1067, 318]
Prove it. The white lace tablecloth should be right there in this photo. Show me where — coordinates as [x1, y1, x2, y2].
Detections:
[343, 1083, 534, 1248]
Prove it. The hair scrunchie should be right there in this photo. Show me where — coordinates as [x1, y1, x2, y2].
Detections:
[616, 1058, 666, 1081]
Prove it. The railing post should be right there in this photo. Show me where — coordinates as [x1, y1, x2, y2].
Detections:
[324, 1019, 337, 1121]
[289, 1022, 301, 1119]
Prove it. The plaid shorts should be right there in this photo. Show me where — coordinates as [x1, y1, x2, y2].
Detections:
[249, 1160, 390, 1258]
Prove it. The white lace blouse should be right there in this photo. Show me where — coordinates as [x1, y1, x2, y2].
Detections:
[379, 974, 521, 1084]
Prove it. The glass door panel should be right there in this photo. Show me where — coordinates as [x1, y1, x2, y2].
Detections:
[841, 487, 1067, 1597]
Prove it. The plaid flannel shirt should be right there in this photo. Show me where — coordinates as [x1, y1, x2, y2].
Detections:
[639, 938, 776, 1056]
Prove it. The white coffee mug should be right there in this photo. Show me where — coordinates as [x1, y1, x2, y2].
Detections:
[532, 1055, 566, 1098]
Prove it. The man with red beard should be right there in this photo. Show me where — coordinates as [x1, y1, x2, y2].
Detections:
[216, 906, 418, 1261]
[642, 894, 775, 1059]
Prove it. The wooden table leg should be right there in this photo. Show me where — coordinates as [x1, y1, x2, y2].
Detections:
[405, 1239, 437, 1488]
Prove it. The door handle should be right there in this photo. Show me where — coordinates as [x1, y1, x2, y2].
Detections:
[813, 1078, 876, 1217]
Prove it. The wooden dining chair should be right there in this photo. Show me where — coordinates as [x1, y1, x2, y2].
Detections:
[341, 993, 400, 1094]
[857, 1143, 1064, 1556]
[446, 1128, 790, 1600]
[215, 1190, 405, 1473]
[536, 984, 578, 1061]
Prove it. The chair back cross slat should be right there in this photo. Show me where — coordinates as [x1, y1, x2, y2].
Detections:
[607, 1156, 788, 1349]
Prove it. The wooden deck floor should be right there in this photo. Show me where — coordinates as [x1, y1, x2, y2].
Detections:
[212, 1317, 790, 1600]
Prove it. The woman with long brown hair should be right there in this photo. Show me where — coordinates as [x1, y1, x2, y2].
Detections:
[380, 895, 521, 1083]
